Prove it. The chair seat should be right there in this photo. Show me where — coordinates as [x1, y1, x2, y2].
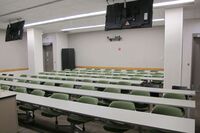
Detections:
[103, 121, 130, 133]
[41, 108, 61, 117]
[19, 104, 39, 111]
[135, 103, 149, 111]
[67, 114, 93, 125]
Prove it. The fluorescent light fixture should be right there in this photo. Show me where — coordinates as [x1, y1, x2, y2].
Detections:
[61, 18, 164, 32]
[153, 18, 165, 22]
[24, 11, 106, 27]
[61, 24, 105, 31]
[25, 0, 193, 27]
[153, 0, 194, 7]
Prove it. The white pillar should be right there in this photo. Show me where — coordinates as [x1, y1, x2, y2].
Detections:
[55, 33, 69, 71]
[27, 28, 44, 74]
[164, 8, 183, 89]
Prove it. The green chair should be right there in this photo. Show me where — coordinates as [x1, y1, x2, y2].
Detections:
[67, 96, 98, 132]
[17, 79, 27, 83]
[30, 75, 37, 78]
[80, 85, 96, 91]
[29, 80, 41, 84]
[99, 88, 121, 106]
[82, 79, 93, 83]
[163, 93, 186, 100]
[60, 83, 74, 88]
[97, 80, 110, 84]
[20, 74, 27, 77]
[54, 77, 62, 80]
[118, 81, 131, 93]
[66, 78, 76, 81]
[19, 90, 45, 121]
[41, 93, 69, 127]
[43, 82, 55, 86]
[163, 93, 186, 115]
[103, 101, 135, 133]
[43, 82, 55, 97]
[150, 105, 184, 133]
[15, 87, 27, 93]
[0, 84, 10, 90]
[131, 91, 150, 111]
[118, 81, 131, 86]
[38, 76, 48, 79]
[0, 77, 4, 80]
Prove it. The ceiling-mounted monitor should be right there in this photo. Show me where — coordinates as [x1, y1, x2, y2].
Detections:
[5, 20, 25, 42]
[105, 0, 154, 31]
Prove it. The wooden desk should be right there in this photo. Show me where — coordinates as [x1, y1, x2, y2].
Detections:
[0, 76, 194, 96]
[0, 91, 18, 133]
[0, 80, 196, 108]
[15, 92, 195, 133]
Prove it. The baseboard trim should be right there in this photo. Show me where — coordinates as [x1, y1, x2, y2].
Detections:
[0, 68, 29, 72]
[77, 66, 164, 71]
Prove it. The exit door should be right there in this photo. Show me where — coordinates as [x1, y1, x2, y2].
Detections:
[43, 44, 54, 72]
[191, 34, 200, 91]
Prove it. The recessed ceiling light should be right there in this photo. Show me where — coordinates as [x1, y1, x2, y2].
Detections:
[25, 0, 193, 27]
[61, 19, 164, 32]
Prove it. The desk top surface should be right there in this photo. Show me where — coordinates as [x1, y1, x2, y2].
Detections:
[0, 76, 195, 96]
[0, 90, 16, 100]
[0, 80, 196, 108]
[15, 92, 195, 133]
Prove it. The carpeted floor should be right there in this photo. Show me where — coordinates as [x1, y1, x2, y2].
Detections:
[18, 92, 200, 133]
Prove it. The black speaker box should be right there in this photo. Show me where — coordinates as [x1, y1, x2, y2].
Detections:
[61, 48, 75, 70]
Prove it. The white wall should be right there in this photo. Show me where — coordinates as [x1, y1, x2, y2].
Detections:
[0, 30, 28, 69]
[182, 19, 200, 88]
[68, 26, 164, 68]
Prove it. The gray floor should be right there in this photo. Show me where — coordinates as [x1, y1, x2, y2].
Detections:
[18, 92, 200, 133]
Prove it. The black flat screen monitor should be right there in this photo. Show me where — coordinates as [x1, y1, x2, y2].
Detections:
[105, 0, 153, 31]
[5, 20, 25, 42]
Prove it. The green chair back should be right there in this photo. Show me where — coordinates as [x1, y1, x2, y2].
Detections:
[60, 83, 74, 88]
[118, 81, 131, 86]
[30, 75, 37, 78]
[131, 90, 150, 96]
[82, 79, 93, 83]
[39, 76, 48, 79]
[15, 87, 27, 93]
[80, 85, 96, 91]
[0, 84, 10, 90]
[54, 77, 62, 80]
[163, 93, 186, 100]
[104, 88, 121, 93]
[31, 90, 45, 96]
[66, 78, 76, 81]
[97, 80, 110, 84]
[109, 101, 135, 111]
[78, 96, 98, 105]
[50, 93, 69, 100]
[152, 105, 184, 117]
[29, 80, 40, 84]
[20, 74, 27, 77]
[44, 82, 55, 86]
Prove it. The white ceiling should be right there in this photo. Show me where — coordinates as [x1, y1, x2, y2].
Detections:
[0, 0, 199, 33]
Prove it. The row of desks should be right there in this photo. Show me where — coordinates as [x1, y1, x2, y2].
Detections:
[41, 72, 164, 81]
[1, 90, 195, 133]
[0, 75, 195, 96]
[38, 74, 144, 85]
[0, 80, 195, 108]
